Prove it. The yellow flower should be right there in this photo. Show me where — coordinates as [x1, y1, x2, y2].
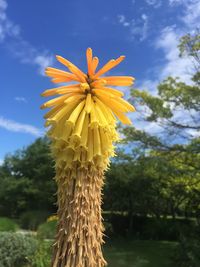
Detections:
[47, 215, 58, 222]
[41, 48, 135, 169]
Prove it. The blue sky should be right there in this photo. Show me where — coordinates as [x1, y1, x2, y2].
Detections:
[0, 0, 199, 163]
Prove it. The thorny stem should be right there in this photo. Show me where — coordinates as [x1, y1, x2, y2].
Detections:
[51, 166, 107, 267]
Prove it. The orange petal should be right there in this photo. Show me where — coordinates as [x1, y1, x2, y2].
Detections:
[90, 79, 107, 88]
[86, 48, 93, 76]
[103, 76, 134, 86]
[56, 55, 86, 82]
[51, 77, 73, 83]
[95, 93, 128, 112]
[41, 84, 80, 97]
[94, 56, 125, 78]
[92, 57, 99, 75]
[40, 94, 70, 109]
[112, 110, 132, 125]
[96, 87, 124, 97]
[45, 70, 79, 81]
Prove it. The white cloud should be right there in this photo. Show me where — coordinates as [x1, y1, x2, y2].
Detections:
[155, 26, 194, 84]
[140, 0, 200, 94]
[182, 0, 200, 27]
[117, 15, 130, 27]
[117, 13, 149, 42]
[168, 0, 183, 5]
[0, 159, 3, 166]
[0, 0, 20, 42]
[130, 14, 149, 41]
[138, 79, 160, 95]
[145, 0, 162, 8]
[0, 0, 53, 74]
[0, 116, 43, 137]
[134, 0, 200, 137]
[15, 97, 27, 103]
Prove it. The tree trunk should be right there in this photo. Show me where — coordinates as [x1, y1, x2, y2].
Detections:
[51, 166, 107, 267]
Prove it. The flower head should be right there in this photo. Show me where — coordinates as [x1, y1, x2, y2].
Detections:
[41, 48, 135, 169]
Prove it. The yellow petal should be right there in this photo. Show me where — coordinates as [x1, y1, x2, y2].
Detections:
[44, 103, 64, 119]
[49, 101, 80, 123]
[93, 127, 101, 157]
[113, 97, 135, 112]
[90, 100, 99, 128]
[84, 93, 92, 113]
[93, 96, 116, 123]
[72, 109, 86, 139]
[41, 85, 82, 97]
[66, 100, 85, 127]
[112, 110, 132, 125]
[87, 128, 93, 161]
[80, 83, 90, 92]
[94, 102, 109, 127]
[97, 87, 124, 97]
[80, 114, 89, 149]
[64, 94, 85, 104]
[99, 128, 110, 156]
[41, 94, 70, 109]
[61, 124, 73, 142]
[94, 91, 129, 112]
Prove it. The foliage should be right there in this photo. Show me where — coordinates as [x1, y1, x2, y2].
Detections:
[0, 232, 37, 267]
[0, 217, 19, 232]
[120, 31, 200, 223]
[173, 232, 200, 267]
[19, 210, 51, 230]
[0, 137, 56, 218]
[37, 220, 57, 240]
[28, 240, 52, 267]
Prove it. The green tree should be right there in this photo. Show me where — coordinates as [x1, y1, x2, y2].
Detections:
[120, 31, 200, 221]
[0, 137, 56, 218]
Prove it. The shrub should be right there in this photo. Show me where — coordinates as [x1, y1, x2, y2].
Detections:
[19, 210, 50, 230]
[0, 217, 19, 232]
[37, 220, 57, 239]
[0, 232, 37, 267]
[28, 240, 52, 267]
[107, 213, 196, 240]
[173, 236, 200, 267]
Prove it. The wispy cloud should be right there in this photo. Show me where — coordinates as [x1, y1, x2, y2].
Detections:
[131, 14, 149, 41]
[117, 15, 130, 27]
[0, 0, 20, 41]
[0, 0, 53, 75]
[168, 0, 186, 6]
[117, 13, 149, 42]
[15, 97, 27, 103]
[0, 116, 44, 137]
[145, 0, 162, 8]
[155, 26, 194, 84]
[181, 0, 200, 27]
[139, 0, 200, 92]
[134, 0, 200, 138]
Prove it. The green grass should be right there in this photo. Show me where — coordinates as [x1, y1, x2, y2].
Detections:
[29, 238, 178, 267]
[104, 239, 178, 267]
